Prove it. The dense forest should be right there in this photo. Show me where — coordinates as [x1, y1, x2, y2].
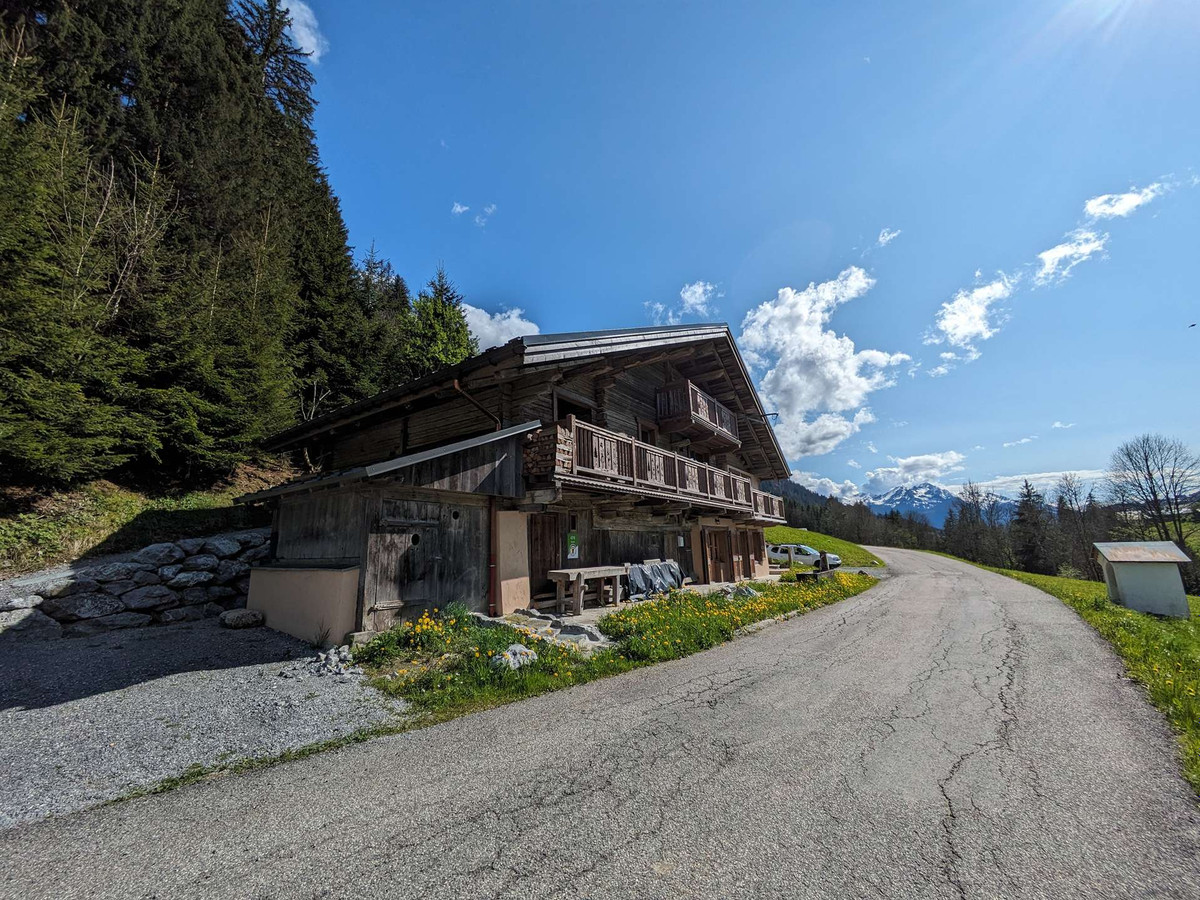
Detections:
[774, 434, 1200, 591]
[0, 1, 476, 488]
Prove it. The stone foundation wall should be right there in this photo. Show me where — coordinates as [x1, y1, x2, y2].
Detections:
[0, 528, 271, 641]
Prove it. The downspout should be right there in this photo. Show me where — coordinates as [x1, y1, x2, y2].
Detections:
[453, 379, 502, 431]
[488, 497, 499, 616]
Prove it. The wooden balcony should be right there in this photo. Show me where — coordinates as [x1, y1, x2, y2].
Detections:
[656, 380, 740, 452]
[524, 418, 785, 523]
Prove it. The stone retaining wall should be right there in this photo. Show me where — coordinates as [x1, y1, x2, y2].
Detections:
[0, 528, 271, 641]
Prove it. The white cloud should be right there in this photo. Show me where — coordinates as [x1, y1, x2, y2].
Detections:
[846, 459, 862, 469]
[959, 469, 1106, 497]
[1052, 421, 1075, 429]
[451, 202, 469, 216]
[473, 204, 498, 227]
[972, 444, 985, 451]
[862, 450, 967, 494]
[927, 274, 1016, 352]
[462, 304, 539, 350]
[282, 1, 329, 62]
[738, 267, 909, 458]
[792, 471, 862, 501]
[865, 441, 878, 454]
[647, 281, 721, 325]
[1084, 183, 1163, 219]
[1002, 435, 1038, 448]
[877, 227, 902, 247]
[1035, 229, 1107, 284]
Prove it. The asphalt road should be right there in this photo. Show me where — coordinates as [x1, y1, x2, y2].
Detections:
[3, 550, 1198, 899]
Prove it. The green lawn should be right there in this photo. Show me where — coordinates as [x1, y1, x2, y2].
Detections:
[934, 555, 1200, 791]
[358, 573, 878, 721]
[764, 525, 884, 567]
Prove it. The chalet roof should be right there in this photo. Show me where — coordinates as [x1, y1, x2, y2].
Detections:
[263, 323, 790, 479]
[1093, 541, 1191, 565]
[237, 421, 543, 504]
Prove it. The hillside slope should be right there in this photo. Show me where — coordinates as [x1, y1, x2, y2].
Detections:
[764, 526, 884, 567]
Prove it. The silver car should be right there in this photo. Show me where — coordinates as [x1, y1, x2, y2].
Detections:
[767, 543, 841, 568]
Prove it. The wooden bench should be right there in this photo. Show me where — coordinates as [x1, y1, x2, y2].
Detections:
[547, 565, 628, 616]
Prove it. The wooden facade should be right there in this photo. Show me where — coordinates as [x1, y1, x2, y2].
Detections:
[240, 325, 790, 640]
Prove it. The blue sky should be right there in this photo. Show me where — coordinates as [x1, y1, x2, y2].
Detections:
[290, 0, 1199, 498]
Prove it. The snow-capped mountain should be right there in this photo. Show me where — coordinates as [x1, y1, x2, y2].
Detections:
[865, 482, 959, 527]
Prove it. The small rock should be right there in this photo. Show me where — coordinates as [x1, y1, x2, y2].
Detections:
[181, 554, 219, 572]
[131, 569, 161, 586]
[158, 564, 184, 580]
[176, 538, 207, 555]
[28, 576, 100, 600]
[166, 570, 214, 589]
[101, 579, 140, 597]
[229, 530, 268, 549]
[133, 542, 185, 567]
[202, 602, 226, 618]
[219, 608, 264, 629]
[40, 592, 125, 622]
[0, 608, 63, 641]
[203, 536, 243, 559]
[206, 585, 237, 600]
[122, 584, 180, 610]
[491, 643, 539, 671]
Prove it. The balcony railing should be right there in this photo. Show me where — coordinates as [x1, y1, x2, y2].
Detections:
[656, 380, 740, 450]
[529, 417, 784, 522]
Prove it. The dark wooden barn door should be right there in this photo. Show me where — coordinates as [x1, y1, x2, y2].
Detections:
[367, 523, 441, 631]
[528, 512, 562, 597]
[704, 528, 733, 583]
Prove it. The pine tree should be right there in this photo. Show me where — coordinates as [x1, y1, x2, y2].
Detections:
[1011, 480, 1054, 575]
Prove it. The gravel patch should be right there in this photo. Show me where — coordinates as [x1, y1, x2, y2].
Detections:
[0, 620, 404, 829]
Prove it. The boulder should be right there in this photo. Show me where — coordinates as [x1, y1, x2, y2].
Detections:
[0, 608, 63, 642]
[228, 529, 268, 549]
[219, 608, 264, 629]
[166, 570, 213, 589]
[158, 564, 183, 580]
[238, 543, 271, 564]
[214, 559, 250, 584]
[82, 561, 145, 582]
[160, 606, 206, 623]
[180, 587, 210, 605]
[28, 576, 100, 600]
[122, 584, 180, 610]
[40, 592, 125, 621]
[66, 611, 153, 636]
[0, 594, 42, 612]
[133, 542, 185, 567]
[203, 536, 242, 559]
[202, 602, 226, 618]
[491, 643, 539, 671]
[131, 569, 161, 586]
[176, 538, 206, 555]
[206, 585, 237, 600]
[101, 580, 139, 597]
[181, 554, 219, 572]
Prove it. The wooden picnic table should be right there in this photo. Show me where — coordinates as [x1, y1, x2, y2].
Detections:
[546, 565, 628, 616]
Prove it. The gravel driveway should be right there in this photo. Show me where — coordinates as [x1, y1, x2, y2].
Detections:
[2, 549, 1198, 898]
[1, 620, 402, 828]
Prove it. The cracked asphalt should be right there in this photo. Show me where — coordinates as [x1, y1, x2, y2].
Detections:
[2, 549, 1198, 899]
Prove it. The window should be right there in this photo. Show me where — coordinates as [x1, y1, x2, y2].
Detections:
[638, 419, 659, 446]
[554, 390, 595, 423]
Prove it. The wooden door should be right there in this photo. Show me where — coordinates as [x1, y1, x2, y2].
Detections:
[704, 528, 733, 583]
[367, 523, 441, 631]
[528, 512, 563, 597]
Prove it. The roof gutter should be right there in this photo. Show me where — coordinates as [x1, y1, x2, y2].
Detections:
[453, 379, 501, 431]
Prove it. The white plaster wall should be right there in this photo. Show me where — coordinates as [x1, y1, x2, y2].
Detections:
[1111, 563, 1190, 618]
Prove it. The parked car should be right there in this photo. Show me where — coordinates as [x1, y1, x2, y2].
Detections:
[767, 543, 841, 568]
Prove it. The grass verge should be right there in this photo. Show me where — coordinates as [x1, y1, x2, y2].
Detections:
[359, 573, 877, 719]
[764, 525, 884, 567]
[931, 553, 1200, 791]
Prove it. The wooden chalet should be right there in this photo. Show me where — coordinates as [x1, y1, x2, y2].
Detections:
[237, 324, 789, 644]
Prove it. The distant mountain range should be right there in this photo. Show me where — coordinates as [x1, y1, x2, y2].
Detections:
[762, 479, 1016, 528]
[864, 482, 961, 527]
